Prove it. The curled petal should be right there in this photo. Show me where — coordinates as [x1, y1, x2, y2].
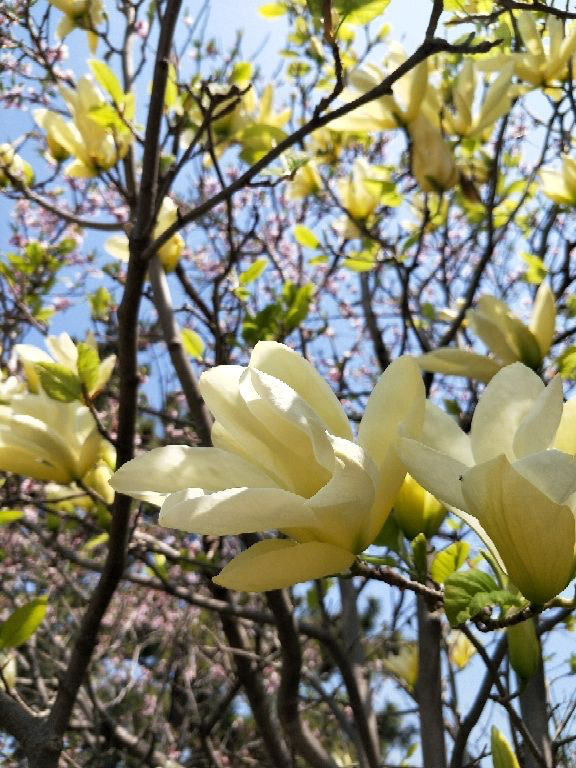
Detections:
[471, 364, 546, 463]
[462, 455, 576, 604]
[110, 445, 278, 506]
[213, 539, 355, 591]
[159, 486, 313, 535]
[418, 349, 502, 383]
[249, 341, 353, 440]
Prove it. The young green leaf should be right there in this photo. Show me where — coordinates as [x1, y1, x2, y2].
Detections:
[431, 541, 470, 584]
[89, 59, 124, 105]
[181, 329, 205, 360]
[36, 363, 82, 403]
[0, 597, 48, 650]
[77, 342, 101, 394]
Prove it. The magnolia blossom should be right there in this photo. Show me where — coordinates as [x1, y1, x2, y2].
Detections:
[0, 144, 33, 188]
[400, 363, 576, 604]
[443, 60, 514, 138]
[34, 76, 132, 178]
[0, 392, 105, 484]
[105, 198, 184, 271]
[409, 113, 458, 193]
[48, 0, 105, 53]
[330, 51, 430, 132]
[514, 12, 576, 88]
[540, 154, 576, 206]
[112, 342, 425, 591]
[15, 332, 115, 397]
[392, 473, 445, 540]
[419, 282, 556, 382]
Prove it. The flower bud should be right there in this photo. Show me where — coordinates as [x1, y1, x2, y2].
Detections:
[506, 619, 540, 681]
[393, 473, 446, 540]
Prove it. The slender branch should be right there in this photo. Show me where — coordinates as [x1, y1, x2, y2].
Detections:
[148, 255, 213, 446]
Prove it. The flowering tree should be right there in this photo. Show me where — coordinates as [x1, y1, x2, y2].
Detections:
[1, 1, 576, 766]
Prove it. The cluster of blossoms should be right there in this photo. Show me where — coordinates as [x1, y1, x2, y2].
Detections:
[112, 340, 576, 605]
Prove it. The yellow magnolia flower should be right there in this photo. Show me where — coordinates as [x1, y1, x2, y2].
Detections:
[409, 113, 458, 192]
[330, 50, 430, 132]
[382, 644, 419, 690]
[514, 12, 576, 88]
[491, 727, 520, 768]
[443, 60, 515, 138]
[392, 473, 446, 540]
[34, 75, 132, 178]
[48, 0, 105, 53]
[105, 198, 184, 272]
[15, 332, 116, 397]
[112, 342, 425, 591]
[419, 282, 556, 382]
[540, 154, 576, 206]
[447, 631, 476, 670]
[286, 161, 323, 200]
[0, 144, 33, 188]
[337, 158, 385, 236]
[0, 392, 105, 485]
[400, 363, 576, 604]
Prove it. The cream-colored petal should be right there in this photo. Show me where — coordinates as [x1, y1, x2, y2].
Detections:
[421, 402, 474, 465]
[243, 367, 335, 474]
[512, 375, 564, 458]
[358, 357, 425, 515]
[539, 169, 575, 206]
[529, 282, 556, 357]
[471, 363, 545, 463]
[249, 341, 353, 439]
[0, 445, 71, 484]
[397, 437, 468, 511]
[159, 486, 313, 535]
[418, 349, 502, 383]
[201, 365, 331, 495]
[555, 399, 576, 455]
[213, 539, 355, 591]
[104, 235, 129, 261]
[467, 300, 520, 364]
[110, 445, 278, 505]
[462, 455, 576, 604]
[513, 450, 576, 505]
[283, 437, 378, 552]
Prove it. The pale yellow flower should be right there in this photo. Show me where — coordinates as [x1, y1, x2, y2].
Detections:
[34, 75, 132, 178]
[382, 644, 419, 689]
[443, 60, 515, 138]
[112, 342, 425, 591]
[419, 282, 556, 382]
[400, 363, 576, 604]
[48, 0, 105, 53]
[514, 12, 576, 88]
[105, 198, 184, 272]
[0, 392, 105, 484]
[540, 154, 576, 206]
[15, 332, 115, 397]
[409, 113, 458, 192]
[393, 472, 445, 540]
[0, 144, 33, 188]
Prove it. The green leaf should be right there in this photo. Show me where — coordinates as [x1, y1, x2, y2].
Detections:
[181, 329, 205, 360]
[0, 597, 48, 650]
[76, 342, 101, 394]
[239, 258, 268, 286]
[89, 286, 112, 320]
[36, 363, 82, 403]
[0, 510, 23, 526]
[445, 569, 525, 626]
[306, 0, 390, 24]
[88, 104, 126, 132]
[164, 63, 178, 110]
[520, 251, 547, 285]
[556, 346, 576, 380]
[293, 224, 320, 249]
[230, 61, 253, 85]
[444, 569, 499, 626]
[89, 59, 124, 105]
[259, 2, 287, 17]
[342, 251, 376, 272]
[431, 541, 470, 584]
